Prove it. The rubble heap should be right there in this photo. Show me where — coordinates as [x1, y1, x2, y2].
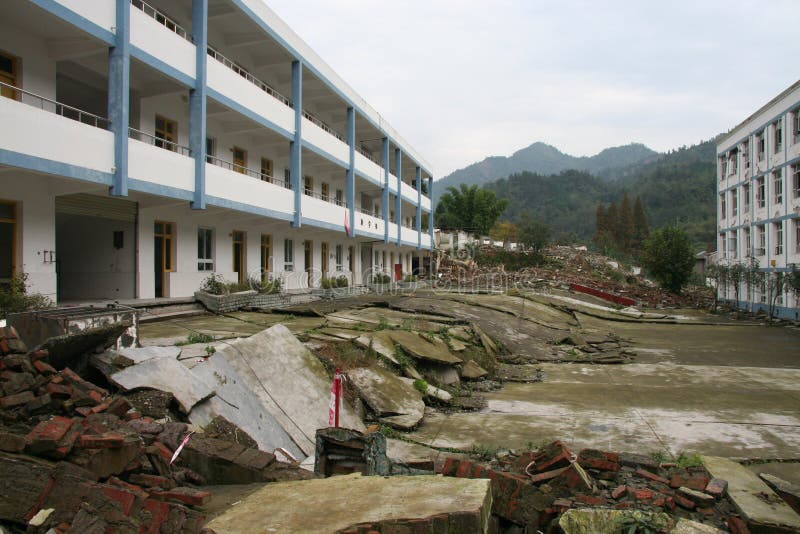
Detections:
[0, 326, 310, 533]
[439, 440, 749, 532]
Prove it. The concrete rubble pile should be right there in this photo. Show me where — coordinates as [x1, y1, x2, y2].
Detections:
[438, 440, 754, 533]
[0, 325, 311, 533]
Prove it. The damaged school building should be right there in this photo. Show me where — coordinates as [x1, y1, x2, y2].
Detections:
[0, 0, 434, 303]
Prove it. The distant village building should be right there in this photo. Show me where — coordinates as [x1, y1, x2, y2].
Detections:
[716, 79, 800, 318]
[0, 0, 433, 302]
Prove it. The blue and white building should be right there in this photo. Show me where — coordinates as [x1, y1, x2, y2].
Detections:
[0, 0, 434, 302]
[716, 79, 800, 318]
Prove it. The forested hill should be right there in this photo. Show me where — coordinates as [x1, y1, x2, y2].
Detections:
[484, 140, 716, 247]
[433, 142, 659, 204]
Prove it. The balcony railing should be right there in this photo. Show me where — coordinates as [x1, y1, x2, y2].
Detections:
[356, 146, 378, 164]
[304, 190, 345, 206]
[207, 46, 292, 108]
[207, 155, 289, 188]
[1, 81, 109, 129]
[129, 127, 192, 156]
[131, 0, 192, 42]
[302, 110, 344, 142]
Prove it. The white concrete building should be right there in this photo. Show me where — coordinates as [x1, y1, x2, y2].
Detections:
[0, 0, 434, 303]
[716, 79, 800, 318]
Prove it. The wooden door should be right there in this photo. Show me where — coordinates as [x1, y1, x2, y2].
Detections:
[233, 147, 247, 174]
[154, 115, 177, 151]
[321, 183, 329, 202]
[304, 240, 313, 286]
[304, 176, 313, 196]
[321, 242, 328, 275]
[260, 234, 271, 282]
[154, 221, 175, 298]
[260, 158, 273, 181]
[232, 230, 246, 283]
[0, 200, 16, 287]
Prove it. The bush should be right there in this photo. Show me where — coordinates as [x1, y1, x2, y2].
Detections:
[0, 273, 53, 319]
[474, 249, 545, 271]
[403, 274, 418, 282]
[371, 273, 391, 284]
[226, 280, 251, 293]
[335, 275, 349, 288]
[258, 278, 281, 294]
[641, 226, 695, 293]
[320, 277, 333, 289]
[200, 273, 227, 295]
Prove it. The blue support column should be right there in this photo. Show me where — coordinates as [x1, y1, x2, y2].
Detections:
[428, 177, 434, 249]
[290, 60, 302, 227]
[108, 0, 130, 197]
[382, 138, 390, 243]
[416, 167, 422, 249]
[394, 149, 402, 246]
[346, 107, 356, 237]
[189, 0, 208, 209]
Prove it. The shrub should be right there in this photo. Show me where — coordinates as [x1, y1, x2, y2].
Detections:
[641, 226, 694, 293]
[0, 273, 53, 319]
[200, 273, 227, 295]
[403, 274, 418, 282]
[335, 275, 349, 288]
[413, 379, 429, 394]
[226, 280, 251, 293]
[371, 273, 391, 284]
[320, 277, 333, 289]
[259, 278, 281, 294]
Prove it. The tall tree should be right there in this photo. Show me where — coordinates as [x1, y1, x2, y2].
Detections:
[641, 226, 695, 293]
[489, 221, 519, 247]
[633, 195, 649, 250]
[606, 202, 619, 244]
[519, 220, 551, 253]
[434, 184, 508, 235]
[617, 193, 635, 251]
[593, 204, 607, 245]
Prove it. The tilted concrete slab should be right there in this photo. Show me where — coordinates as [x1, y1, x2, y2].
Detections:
[347, 367, 425, 430]
[216, 324, 363, 457]
[110, 356, 215, 413]
[388, 330, 462, 364]
[186, 353, 304, 461]
[354, 332, 398, 364]
[701, 456, 800, 531]
[117, 345, 180, 364]
[203, 473, 492, 534]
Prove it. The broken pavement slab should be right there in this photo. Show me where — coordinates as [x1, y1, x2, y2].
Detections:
[701, 455, 800, 532]
[353, 331, 398, 364]
[216, 324, 363, 457]
[186, 352, 304, 461]
[203, 472, 492, 534]
[461, 360, 488, 379]
[347, 367, 425, 430]
[110, 357, 215, 414]
[388, 330, 462, 364]
[117, 346, 181, 364]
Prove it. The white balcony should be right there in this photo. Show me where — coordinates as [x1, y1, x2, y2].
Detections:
[401, 225, 417, 244]
[388, 221, 399, 241]
[303, 194, 347, 229]
[420, 194, 431, 211]
[54, 0, 115, 34]
[130, 3, 195, 79]
[355, 210, 383, 238]
[302, 117, 349, 165]
[0, 87, 114, 175]
[400, 181, 418, 204]
[205, 159, 294, 217]
[421, 233, 432, 249]
[128, 134, 194, 193]
[355, 152, 383, 185]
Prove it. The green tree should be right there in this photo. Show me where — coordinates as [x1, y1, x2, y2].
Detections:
[519, 220, 551, 253]
[633, 195, 649, 251]
[641, 226, 695, 293]
[617, 193, 635, 251]
[434, 184, 508, 235]
[606, 202, 619, 244]
[593, 204, 608, 246]
[489, 221, 518, 247]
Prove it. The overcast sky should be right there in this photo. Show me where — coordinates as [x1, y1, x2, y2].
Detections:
[266, 1, 800, 178]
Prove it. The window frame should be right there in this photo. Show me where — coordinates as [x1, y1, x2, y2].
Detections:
[154, 115, 177, 151]
[774, 221, 784, 255]
[284, 238, 294, 271]
[773, 171, 783, 204]
[197, 227, 214, 272]
[335, 244, 343, 271]
[774, 119, 783, 153]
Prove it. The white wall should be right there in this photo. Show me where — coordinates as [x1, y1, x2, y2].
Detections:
[0, 18, 56, 100]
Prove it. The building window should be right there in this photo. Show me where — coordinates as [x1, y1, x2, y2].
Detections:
[321, 183, 330, 202]
[727, 232, 738, 259]
[743, 183, 751, 211]
[756, 177, 765, 208]
[720, 193, 726, 218]
[774, 221, 783, 255]
[335, 244, 343, 271]
[284, 239, 294, 271]
[260, 234, 271, 280]
[757, 225, 766, 256]
[197, 228, 214, 271]
[744, 227, 751, 257]
[0, 51, 20, 100]
[260, 158, 273, 181]
[729, 150, 738, 175]
[155, 115, 177, 151]
[284, 168, 292, 189]
[757, 132, 765, 161]
[731, 189, 738, 217]
[774, 119, 783, 153]
[793, 164, 800, 199]
[232, 146, 247, 173]
[774, 171, 783, 204]
[206, 137, 215, 163]
[794, 107, 800, 143]
[719, 156, 727, 179]
[719, 233, 726, 258]
[795, 219, 800, 253]
[335, 189, 344, 206]
[303, 175, 313, 196]
[743, 140, 750, 169]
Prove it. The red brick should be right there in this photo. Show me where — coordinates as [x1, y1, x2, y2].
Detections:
[25, 416, 74, 454]
[551, 462, 593, 491]
[150, 441, 173, 461]
[628, 488, 653, 501]
[0, 390, 35, 408]
[151, 487, 212, 507]
[107, 476, 150, 498]
[124, 411, 141, 421]
[577, 449, 620, 472]
[80, 432, 125, 449]
[697, 506, 715, 517]
[684, 475, 710, 491]
[705, 477, 728, 497]
[439, 457, 458, 476]
[75, 406, 93, 417]
[45, 383, 71, 398]
[129, 473, 176, 490]
[672, 493, 695, 510]
[29, 349, 49, 361]
[551, 498, 572, 510]
[107, 397, 133, 417]
[532, 440, 574, 472]
[611, 485, 627, 499]
[49, 375, 64, 384]
[90, 401, 112, 414]
[33, 360, 56, 375]
[615, 502, 633, 509]
[87, 390, 104, 404]
[101, 485, 138, 515]
[472, 464, 487, 478]
[0, 339, 9, 354]
[50, 421, 83, 459]
[635, 468, 670, 485]
[727, 517, 751, 534]
[664, 496, 676, 510]
[528, 466, 567, 484]
[670, 474, 686, 488]
[141, 499, 172, 534]
[455, 460, 473, 478]
[25, 393, 55, 414]
[576, 494, 605, 506]
[652, 498, 666, 507]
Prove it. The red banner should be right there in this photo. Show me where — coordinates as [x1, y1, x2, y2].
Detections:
[328, 368, 342, 428]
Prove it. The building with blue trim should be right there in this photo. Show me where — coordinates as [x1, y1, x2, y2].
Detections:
[716, 79, 800, 319]
[0, 0, 435, 302]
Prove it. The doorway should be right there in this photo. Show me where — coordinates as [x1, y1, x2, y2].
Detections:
[154, 221, 174, 298]
[320, 242, 328, 275]
[0, 200, 16, 288]
[260, 234, 271, 282]
[232, 230, 246, 284]
[304, 240, 313, 287]
[0, 50, 19, 100]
